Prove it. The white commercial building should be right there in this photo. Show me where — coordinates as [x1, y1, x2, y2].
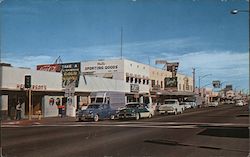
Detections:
[0, 58, 193, 119]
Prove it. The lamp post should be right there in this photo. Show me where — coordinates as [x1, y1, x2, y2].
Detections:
[230, 9, 249, 14]
[198, 74, 212, 95]
[230, 8, 249, 98]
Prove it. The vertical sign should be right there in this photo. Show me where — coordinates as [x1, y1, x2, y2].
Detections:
[61, 62, 81, 88]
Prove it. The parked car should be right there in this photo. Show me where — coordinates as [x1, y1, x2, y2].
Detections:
[118, 102, 153, 120]
[208, 101, 219, 107]
[157, 99, 184, 115]
[76, 103, 116, 122]
[235, 99, 244, 106]
[180, 102, 191, 109]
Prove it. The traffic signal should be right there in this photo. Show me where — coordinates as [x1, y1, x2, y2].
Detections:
[25, 75, 31, 88]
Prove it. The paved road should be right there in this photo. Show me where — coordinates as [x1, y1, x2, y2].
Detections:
[1, 104, 249, 157]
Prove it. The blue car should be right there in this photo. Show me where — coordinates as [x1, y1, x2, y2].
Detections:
[76, 103, 116, 122]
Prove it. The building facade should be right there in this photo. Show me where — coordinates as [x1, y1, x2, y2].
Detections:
[0, 58, 194, 119]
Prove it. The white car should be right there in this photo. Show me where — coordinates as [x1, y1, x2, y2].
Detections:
[208, 101, 219, 107]
[157, 99, 184, 115]
[180, 102, 191, 109]
[235, 100, 244, 106]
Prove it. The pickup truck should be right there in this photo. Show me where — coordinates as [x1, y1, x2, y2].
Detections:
[157, 99, 184, 115]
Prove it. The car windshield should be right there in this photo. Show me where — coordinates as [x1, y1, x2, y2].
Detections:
[96, 98, 103, 103]
[165, 101, 176, 104]
[87, 104, 100, 109]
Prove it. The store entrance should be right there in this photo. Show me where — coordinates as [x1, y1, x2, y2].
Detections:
[8, 92, 26, 120]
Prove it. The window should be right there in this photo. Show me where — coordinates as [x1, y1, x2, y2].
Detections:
[135, 78, 138, 83]
[126, 77, 129, 82]
[179, 84, 181, 90]
[151, 80, 155, 87]
[96, 98, 103, 103]
[161, 81, 163, 88]
[139, 79, 141, 84]
[130, 77, 134, 83]
[147, 80, 149, 85]
[90, 98, 95, 103]
[143, 79, 146, 84]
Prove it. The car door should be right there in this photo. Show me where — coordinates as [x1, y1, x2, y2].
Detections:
[138, 104, 150, 118]
[98, 104, 105, 119]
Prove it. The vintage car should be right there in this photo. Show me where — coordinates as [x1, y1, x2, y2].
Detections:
[157, 99, 184, 115]
[118, 102, 153, 120]
[208, 101, 219, 107]
[235, 99, 244, 106]
[180, 102, 191, 109]
[76, 103, 116, 122]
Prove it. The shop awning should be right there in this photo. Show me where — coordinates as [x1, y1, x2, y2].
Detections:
[156, 90, 195, 96]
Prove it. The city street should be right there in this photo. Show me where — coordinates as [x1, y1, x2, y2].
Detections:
[1, 104, 249, 157]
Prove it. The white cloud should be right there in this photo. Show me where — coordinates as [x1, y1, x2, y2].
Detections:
[3, 37, 248, 90]
[3, 55, 54, 69]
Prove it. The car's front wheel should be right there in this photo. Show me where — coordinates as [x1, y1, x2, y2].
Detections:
[94, 114, 99, 122]
[148, 113, 152, 118]
[110, 115, 115, 120]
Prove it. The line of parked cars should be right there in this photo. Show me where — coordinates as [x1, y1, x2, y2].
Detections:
[76, 98, 198, 122]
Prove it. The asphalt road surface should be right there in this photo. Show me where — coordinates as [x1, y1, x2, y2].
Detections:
[1, 104, 249, 157]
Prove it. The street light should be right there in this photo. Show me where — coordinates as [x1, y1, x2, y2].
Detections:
[230, 9, 249, 14]
[198, 74, 212, 95]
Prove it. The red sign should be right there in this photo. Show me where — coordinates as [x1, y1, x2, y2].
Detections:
[37, 64, 61, 72]
[17, 84, 47, 90]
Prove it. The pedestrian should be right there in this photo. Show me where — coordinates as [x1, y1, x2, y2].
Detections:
[16, 102, 22, 120]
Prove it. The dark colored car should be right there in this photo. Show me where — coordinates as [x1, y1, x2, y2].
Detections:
[118, 102, 153, 120]
[76, 103, 116, 122]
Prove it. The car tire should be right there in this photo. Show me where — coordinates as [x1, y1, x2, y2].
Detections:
[135, 113, 140, 120]
[78, 118, 82, 122]
[110, 115, 115, 120]
[94, 114, 99, 122]
[148, 113, 152, 118]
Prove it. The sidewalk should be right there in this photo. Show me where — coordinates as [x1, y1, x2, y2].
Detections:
[1, 116, 76, 126]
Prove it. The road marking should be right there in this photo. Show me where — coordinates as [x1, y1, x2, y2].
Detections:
[1, 121, 248, 129]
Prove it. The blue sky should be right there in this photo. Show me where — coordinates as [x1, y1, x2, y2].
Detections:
[0, 0, 249, 92]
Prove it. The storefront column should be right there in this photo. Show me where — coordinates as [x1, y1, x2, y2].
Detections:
[0, 95, 8, 120]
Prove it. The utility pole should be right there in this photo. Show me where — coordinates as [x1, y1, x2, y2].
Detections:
[192, 68, 195, 93]
[28, 88, 32, 120]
